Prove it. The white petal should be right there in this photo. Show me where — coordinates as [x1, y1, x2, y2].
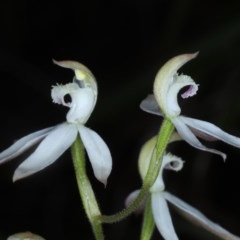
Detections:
[151, 153, 184, 193]
[166, 74, 198, 117]
[0, 127, 55, 164]
[163, 191, 240, 240]
[53, 59, 98, 96]
[139, 94, 163, 116]
[66, 88, 96, 124]
[151, 192, 179, 240]
[78, 125, 112, 186]
[181, 116, 240, 148]
[7, 231, 45, 240]
[153, 53, 198, 117]
[172, 117, 226, 160]
[13, 123, 77, 181]
[51, 82, 80, 107]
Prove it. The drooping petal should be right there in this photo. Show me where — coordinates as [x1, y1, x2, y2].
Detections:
[181, 116, 240, 148]
[172, 117, 226, 160]
[78, 125, 112, 186]
[153, 53, 198, 118]
[151, 192, 179, 240]
[0, 127, 55, 164]
[13, 123, 77, 181]
[163, 191, 240, 240]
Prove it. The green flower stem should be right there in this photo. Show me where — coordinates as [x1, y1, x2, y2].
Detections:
[99, 118, 174, 223]
[71, 136, 104, 240]
[140, 196, 155, 240]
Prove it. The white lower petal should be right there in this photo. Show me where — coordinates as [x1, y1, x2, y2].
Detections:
[78, 125, 112, 186]
[13, 122, 77, 181]
[181, 116, 240, 148]
[163, 191, 240, 240]
[172, 117, 226, 160]
[151, 192, 179, 240]
[0, 127, 55, 164]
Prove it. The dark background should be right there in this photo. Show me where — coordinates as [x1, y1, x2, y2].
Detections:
[0, 0, 240, 239]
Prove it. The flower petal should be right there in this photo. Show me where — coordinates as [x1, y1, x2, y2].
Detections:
[7, 231, 45, 240]
[140, 94, 163, 116]
[151, 192, 179, 240]
[66, 88, 96, 124]
[153, 53, 198, 117]
[138, 136, 157, 179]
[172, 117, 226, 160]
[53, 59, 98, 96]
[150, 153, 184, 193]
[163, 191, 240, 240]
[165, 74, 198, 117]
[0, 127, 54, 164]
[51, 82, 80, 107]
[13, 123, 77, 181]
[181, 116, 240, 148]
[78, 125, 112, 186]
[52, 83, 96, 124]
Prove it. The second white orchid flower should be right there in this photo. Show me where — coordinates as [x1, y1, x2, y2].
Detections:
[140, 53, 240, 160]
[126, 136, 240, 240]
[0, 60, 112, 185]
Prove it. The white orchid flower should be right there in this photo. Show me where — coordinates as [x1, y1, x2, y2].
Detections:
[7, 231, 45, 240]
[126, 136, 240, 240]
[140, 53, 240, 160]
[0, 60, 112, 185]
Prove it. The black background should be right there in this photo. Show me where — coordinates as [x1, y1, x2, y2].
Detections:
[0, 0, 240, 239]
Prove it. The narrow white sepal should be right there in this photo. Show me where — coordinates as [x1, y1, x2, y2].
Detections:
[181, 116, 240, 148]
[163, 191, 240, 240]
[0, 127, 55, 164]
[151, 192, 179, 240]
[13, 123, 77, 182]
[172, 117, 226, 160]
[78, 125, 112, 186]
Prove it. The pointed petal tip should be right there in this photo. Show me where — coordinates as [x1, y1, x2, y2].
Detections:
[12, 172, 23, 183]
[52, 59, 68, 68]
[52, 59, 71, 68]
[97, 175, 109, 188]
[52, 58, 57, 64]
[189, 51, 199, 59]
[96, 172, 111, 188]
[222, 153, 227, 162]
[12, 168, 32, 182]
[175, 51, 199, 65]
[103, 180, 107, 188]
